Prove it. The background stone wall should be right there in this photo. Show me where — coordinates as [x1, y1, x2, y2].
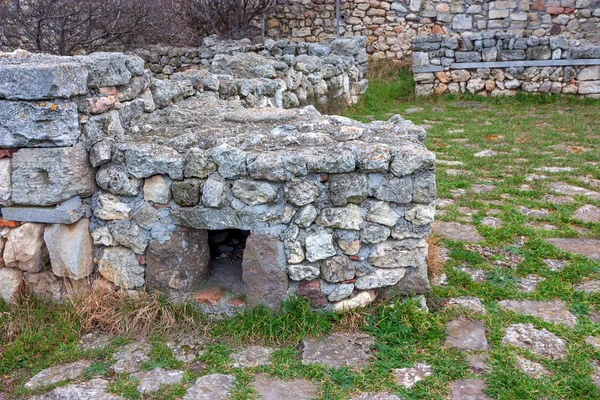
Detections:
[264, 0, 600, 60]
[411, 32, 600, 96]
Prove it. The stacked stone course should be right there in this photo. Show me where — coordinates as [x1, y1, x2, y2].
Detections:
[412, 32, 600, 96]
[0, 42, 436, 311]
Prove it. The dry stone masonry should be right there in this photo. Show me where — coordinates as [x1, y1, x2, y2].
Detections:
[0, 44, 435, 311]
[412, 32, 600, 96]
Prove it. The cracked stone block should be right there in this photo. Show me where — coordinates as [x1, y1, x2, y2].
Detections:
[45, 218, 94, 279]
[302, 333, 374, 368]
[1, 196, 87, 224]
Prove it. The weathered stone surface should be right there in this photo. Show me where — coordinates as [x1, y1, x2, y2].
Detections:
[97, 247, 145, 289]
[0, 267, 23, 304]
[183, 374, 236, 400]
[79, 52, 143, 88]
[447, 297, 486, 314]
[44, 218, 94, 279]
[574, 279, 600, 293]
[305, 231, 336, 262]
[232, 180, 278, 205]
[143, 175, 171, 204]
[499, 299, 577, 327]
[1, 196, 86, 224]
[365, 201, 400, 227]
[166, 334, 206, 363]
[184, 148, 217, 179]
[30, 378, 125, 400]
[368, 239, 427, 269]
[89, 139, 114, 168]
[355, 268, 406, 289]
[4, 223, 48, 272]
[515, 355, 551, 378]
[297, 279, 328, 307]
[111, 341, 152, 373]
[25, 360, 91, 389]
[316, 204, 363, 230]
[393, 363, 433, 388]
[433, 221, 483, 242]
[467, 353, 488, 374]
[211, 144, 247, 179]
[302, 333, 374, 368]
[390, 144, 435, 177]
[445, 320, 488, 351]
[375, 176, 413, 203]
[284, 178, 320, 206]
[549, 182, 600, 200]
[545, 238, 600, 260]
[242, 234, 288, 309]
[450, 380, 490, 400]
[118, 143, 183, 180]
[23, 271, 63, 302]
[361, 223, 391, 244]
[145, 230, 210, 302]
[328, 173, 368, 206]
[502, 323, 566, 359]
[287, 264, 320, 281]
[572, 204, 600, 223]
[96, 164, 142, 196]
[251, 374, 319, 400]
[79, 332, 112, 351]
[93, 193, 131, 220]
[350, 393, 401, 400]
[231, 345, 273, 368]
[332, 290, 376, 311]
[405, 204, 435, 226]
[321, 255, 355, 283]
[11, 147, 96, 206]
[0, 100, 79, 148]
[172, 179, 202, 207]
[0, 158, 11, 205]
[132, 367, 184, 393]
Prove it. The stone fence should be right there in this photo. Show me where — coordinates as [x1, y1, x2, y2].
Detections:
[0, 49, 435, 312]
[412, 32, 600, 96]
[134, 36, 368, 114]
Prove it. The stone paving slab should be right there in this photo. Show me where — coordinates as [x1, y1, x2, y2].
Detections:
[515, 355, 551, 378]
[466, 353, 488, 375]
[450, 379, 491, 400]
[132, 367, 184, 393]
[25, 360, 91, 389]
[79, 331, 112, 351]
[111, 341, 152, 373]
[573, 280, 600, 293]
[393, 363, 433, 388]
[349, 393, 401, 400]
[502, 323, 566, 360]
[251, 374, 319, 400]
[30, 379, 125, 400]
[433, 221, 484, 242]
[446, 297, 486, 315]
[445, 320, 488, 351]
[498, 299, 577, 327]
[166, 334, 207, 363]
[230, 345, 273, 368]
[545, 238, 600, 260]
[302, 333, 374, 369]
[183, 374, 236, 400]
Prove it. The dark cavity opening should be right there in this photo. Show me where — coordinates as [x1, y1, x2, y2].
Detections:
[205, 229, 250, 297]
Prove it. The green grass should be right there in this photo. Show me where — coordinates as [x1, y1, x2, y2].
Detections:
[1, 66, 599, 399]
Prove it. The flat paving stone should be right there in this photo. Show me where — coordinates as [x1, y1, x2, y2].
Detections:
[445, 169, 472, 176]
[25, 360, 91, 389]
[466, 353, 488, 374]
[502, 323, 566, 359]
[592, 360, 600, 388]
[573, 280, 600, 293]
[446, 297, 487, 315]
[589, 310, 600, 323]
[526, 221, 558, 231]
[349, 393, 401, 400]
[183, 374, 236, 400]
[499, 299, 577, 327]
[481, 217, 503, 229]
[302, 333, 374, 369]
[111, 341, 152, 373]
[431, 273, 448, 286]
[541, 194, 574, 204]
[515, 355, 552, 378]
[450, 379, 490, 400]
[458, 266, 486, 282]
[392, 363, 433, 388]
[436, 198, 455, 208]
[79, 332, 112, 351]
[251, 374, 319, 400]
[231, 345, 273, 368]
[519, 206, 550, 218]
[464, 244, 524, 269]
[132, 367, 184, 393]
[585, 336, 600, 350]
[543, 259, 568, 271]
[433, 221, 483, 243]
[30, 379, 124, 400]
[166, 334, 207, 363]
[517, 274, 546, 292]
[471, 184, 495, 193]
[546, 238, 600, 260]
[572, 204, 600, 223]
[445, 320, 487, 351]
[549, 182, 600, 201]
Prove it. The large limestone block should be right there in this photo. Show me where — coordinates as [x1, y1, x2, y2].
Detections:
[97, 247, 145, 289]
[0, 158, 11, 205]
[0, 267, 23, 304]
[368, 239, 428, 269]
[44, 218, 94, 280]
[145, 230, 210, 302]
[11, 146, 96, 206]
[0, 100, 79, 148]
[4, 223, 49, 272]
[242, 234, 289, 310]
[117, 143, 184, 180]
[23, 271, 64, 302]
[75, 52, 145, 88]
[0, 59, 88, 100]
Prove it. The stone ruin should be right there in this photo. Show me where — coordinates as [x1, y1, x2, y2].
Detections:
[0, 43, 435, 313]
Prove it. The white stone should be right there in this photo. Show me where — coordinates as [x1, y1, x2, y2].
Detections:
[97, 246, 145, 289]
[132, 367, 184, 393]
[143, 175, 171, 204]
[3, 223, 48, 272]
[0, 267, 23, 304]
[44, 218, 94, 279]
[405, 204, 435, 226]
[0, 158, 11, 205]
[287, 264, 320, 281]
[332, 290, 376, 311]
[305, 231, 336, 262]
[93, 193, 131, 220]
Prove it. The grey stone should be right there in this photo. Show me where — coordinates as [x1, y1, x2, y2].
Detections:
[390, 144, 435, 177]
[361, 223, 391, 244]
[4, 223, 48, 273]
[572, 204, 600, 223]
[231, 345, 273, 368]
[450, 380, 490, 400]
[365, 201, 400, 227]
[251, 374, 319, 400]
[284, 178, 320, 207]
[132, 367, 183, 394]
[305, 231, 336, 262]
[393, 363, 433, 388]
[143, 175, 171, 204]
[368, 239, 427, 269]
[172, 179, 202, 207]
[549, 182, 600, 200]
[184, 148, 217, 178]
[321, 255, 355, 283]
[11, 146, 96, 206]
[111, 341, 152, 373]
[455, 51, 481, 62]
[375, 176, 413, 203]
[212, 144, 247, 179]
[447, 297, 487, 314]
[0, 267, 23, 305]
[433, 221, 483, 242]
[202, 174, 228, 208]
[119, 143, 183, 180]
[45, 218, 94, 279]
[316, 204, 363, 230]
[527, 46, 552, 60]
[517, 274, 545, 292]
[183, 374, 236, 400]
[352, 144, 391, 172]
[30, 378, 124, 400]
[467, 353, 488, 374]
[98, 247, 145, 289]
[355, 268, 406, 289]
[350, 393, 401, 400]
[325, 283, 354, 302]
[405, 204, 435, 226]
[24, 271, 64, 302]
[287, 264, 320, 281]
[0, 100, 79, 148]
[77, 52, 143, 87]
[302, 333, 373, 368]
[151, 79, 194, 108]
[232, 180, 278, 205]
[545, 238, 600, 260]
[89, 139, 114, 168]
[25, 360, 91, 389]
[0, 158, 11, 205]
[166, 334, 207, 363]
[242, 234, 288, 310]
[305, 148, 355, 173]
[502, 323, 566, 359]
[295, 204, 318, 227]
[515, 356, 551, 378]
[93, 193, 131, 220]
[445, 320, 488, 351]
[96, 164, 142, 196]
[1, 196, 86, 224]
[383, 261, 430, 296]
[79, 332, 112, 351]
[328, 173, 368, 206]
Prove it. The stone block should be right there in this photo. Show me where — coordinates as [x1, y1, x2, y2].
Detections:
[242, 234, 288, 310]
[76, 52, 144, 88]
[1, 196, 86, 224]
[0, 100, 79, 148]
[44, 218, 94, 280]
[145, 230, 210, 302]
[579, 81, 600, 94]
[577, 66, 600, 81]
[498, 50, 527, 61]
[526, 46, 552, 60]
[144, 175, 172, 204]
[97, 246, 145, 289]
[11, 146, 96, 206]
[0, 267, 23, 305]
[118, 143, 184, 180]
[452, 14, 473, 30]
[4, 223, 48, 273]
[89, 139, 114, 168]
[368, 239, 427, 269]
[23, 271, 64, 302]
[232, 180, 278, 205]
[0, 158, 11, 205]
[328, 173, 368, 206]
[96, 164, 142, 196]
[172, 179, 202, 207]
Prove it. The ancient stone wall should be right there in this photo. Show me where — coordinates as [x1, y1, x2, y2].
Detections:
[412, 32, 600, 96]
[265, 0, 600, 60]
[0, 49, 436, 311]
